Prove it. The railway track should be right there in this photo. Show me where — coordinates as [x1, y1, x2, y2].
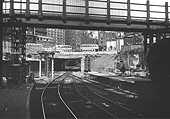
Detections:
[41, 72, 77, 119]
[59, 74, 116, 118]
[71, 74, 144, 118]
[31, 71, 143, 119]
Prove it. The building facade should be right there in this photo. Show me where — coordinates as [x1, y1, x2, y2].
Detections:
[98, 31, 107, 51]
[47, 28, 65, 45]
[65, 30, 82, 51]
[26, 27, 36, 43]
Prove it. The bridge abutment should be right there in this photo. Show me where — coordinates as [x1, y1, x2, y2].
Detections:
[81, 56, 85, 72]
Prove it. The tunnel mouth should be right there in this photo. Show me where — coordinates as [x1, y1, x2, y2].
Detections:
[54, 58, 81, 72]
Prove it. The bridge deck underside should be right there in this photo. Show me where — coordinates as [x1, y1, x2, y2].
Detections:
[3, 14, 168, 32]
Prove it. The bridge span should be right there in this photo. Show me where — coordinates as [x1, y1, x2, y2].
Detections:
[2, 0, 170, 32]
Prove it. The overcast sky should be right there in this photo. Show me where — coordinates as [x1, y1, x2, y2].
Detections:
[134, 0, 169, 5]
[113, 0, 170, 4]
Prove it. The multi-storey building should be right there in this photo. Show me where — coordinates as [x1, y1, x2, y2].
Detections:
[47, 28, 65, 45]
[34, 28, 47, 36]
[26, 27, 36, 43]
[65, 29, 75, 45]
[98, 31, 107, 51]
[3, 40, 11, 57]
[65, 30, 82, 51]
[35, 35, 54, 51]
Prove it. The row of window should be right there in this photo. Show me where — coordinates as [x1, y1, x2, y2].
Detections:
[47, 29, 65, 32]
[55, 49, 72, 52]
[81, 49, 97, 52]
[36, 36, 53, 41]
[55, 45, 72, 48]
[26, 43, 43, 47]
[80, 44, 99, 48]
[47, 33, 65, 38]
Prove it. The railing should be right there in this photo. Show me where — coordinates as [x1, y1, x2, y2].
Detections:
[2, 0, 170, 26]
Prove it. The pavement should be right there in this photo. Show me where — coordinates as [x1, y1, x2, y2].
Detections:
[0, 83, 33, 119]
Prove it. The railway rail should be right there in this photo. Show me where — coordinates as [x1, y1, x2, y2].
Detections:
[59, 73, 116, 118]
[41, 72, 77, 119]
[71, 74, 144, 118]
[31, 71, 144, 119]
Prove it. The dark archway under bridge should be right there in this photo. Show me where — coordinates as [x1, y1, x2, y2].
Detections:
[54, 58, 81, 72]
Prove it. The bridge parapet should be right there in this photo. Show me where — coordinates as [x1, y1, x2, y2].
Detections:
[2, 0, 170, 31]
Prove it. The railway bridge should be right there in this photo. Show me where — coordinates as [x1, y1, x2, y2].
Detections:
[0, 0, 170, 85]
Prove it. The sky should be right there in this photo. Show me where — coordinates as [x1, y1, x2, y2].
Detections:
[136, 0, 170, 5]
[114, 0, 170, 5]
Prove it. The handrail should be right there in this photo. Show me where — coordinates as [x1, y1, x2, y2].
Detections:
[2, 0, 170, 26]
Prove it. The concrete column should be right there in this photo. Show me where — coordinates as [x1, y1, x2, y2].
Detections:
[81, 56, 85, 72]
[156, 32, 160, 43]
[127, 53, 130, 68]
[149, 32, 153, 48]
[142, 32, 148, 70]
[29, 61, 31, 75]
[143, 32, 148, 56]
[46, 55, 49, 77]
[39, 55, 42, 78]
[51, 56, 54, 78]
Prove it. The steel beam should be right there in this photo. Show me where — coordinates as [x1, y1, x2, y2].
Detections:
[165, 2, 169, 26]
[85, 0, 89, 24]
[9, 0, 14, 17]
[38, 0, 43, 21]
[62, 0, 67, 23]
[25, 0, 30, 21]
[127, 0, 131, 25]
[107, 0, 111, 25]
[146, 0, 150, 24]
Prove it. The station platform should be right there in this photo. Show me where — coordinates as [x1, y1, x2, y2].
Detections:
[85, 71, 170, 118]
[0, 83, 33, 119]
[85, 71, 151, 98]
[87, 71, 151, 83]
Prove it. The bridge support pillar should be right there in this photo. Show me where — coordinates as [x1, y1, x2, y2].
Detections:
[39, 56, 42, 78]
[44, 54, 49, 77]
[81, 56, 85, 72]
[51, 54, 54, 78]
[38, 51, 54, 78]
[143, 32, 148, 70]
[149, 32, 153, 47]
